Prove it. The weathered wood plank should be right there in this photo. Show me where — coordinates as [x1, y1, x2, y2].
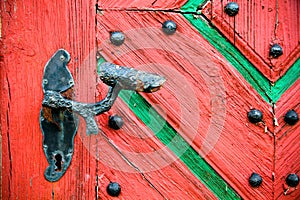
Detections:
[182, 2, 300, 104]
[87, 96, 218, 199]
[1, 0, 67, 198]
[202, 0, 300, 82]
[274, 79, 300, 199]
[117, 90, 239, 199]
[98, 0, 188, 10]
[96, 10, 274, 199]
[1, 0, 298, 199]
[72, 133, 166, 200]
[0, 0, 169, 199]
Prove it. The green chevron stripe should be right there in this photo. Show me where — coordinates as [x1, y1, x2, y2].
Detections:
[181, 0, 300, 103]
[270, 58, 300, 102]
[96, 3, 298, 198]
[119, 90, 241, 199]
[97, 60, 240, 199]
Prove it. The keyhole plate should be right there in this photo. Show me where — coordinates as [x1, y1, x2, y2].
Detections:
[40, 109, 78, 182]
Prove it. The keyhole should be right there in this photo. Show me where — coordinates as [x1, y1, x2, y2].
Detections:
[54, 154, 63, 171]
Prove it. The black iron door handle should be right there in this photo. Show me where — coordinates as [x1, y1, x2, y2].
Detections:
[40, 49, 166, 182]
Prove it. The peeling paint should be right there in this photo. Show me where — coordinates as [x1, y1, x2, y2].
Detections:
[0, 16, 2, 38]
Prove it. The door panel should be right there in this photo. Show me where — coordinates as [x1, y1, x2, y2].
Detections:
[96, 10, 274, 200]
[274, 81, 300, 199]
[98, 0, 187, 10]
[1, 0, 299, 199]
[202, 0, 300, 82]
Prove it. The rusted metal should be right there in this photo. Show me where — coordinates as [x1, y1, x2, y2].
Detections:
[99, 62, 166, 93]
[42, 49, 74, 92]
[42, 87, 122, 134]
[40, 49, 78, 182]
[40, 49, 166, 182]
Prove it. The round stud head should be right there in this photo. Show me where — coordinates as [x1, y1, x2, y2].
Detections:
[108, 115, 124, 130]
[248, 109, 263, 123]
[110, 31, 125, 46]
[284, 110, 299, 125]
[269, 44, 283, 58]
[224, 2, 239, 16]
[249, 173, 263, 187]
[107, 182, 121, 197]
[286, 174, 299, 187]
[162, 20, 177, 35]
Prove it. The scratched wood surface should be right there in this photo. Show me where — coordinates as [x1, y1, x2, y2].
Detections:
[202, 0, 300, 82]
[1, 0, 299, 199]
[96, 11, 274, 200]
[98, 0, 187, 10]
[0, 0, 97, 199]
[0, 0, 217, 199]
[0, 0, 204, 199]
[274, 79, 300, 199]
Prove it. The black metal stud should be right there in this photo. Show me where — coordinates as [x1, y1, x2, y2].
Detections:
[110, 31, 125, 46]
[269, 44, 283, 58]
[107, 182, 121, 197]
[162, 20, 177, 35]
[286, 174, 299, 187]
[249, 173, 263, 187]
[224, 2, 239, 17]
[108, 115, 124, 130]
[284, 110, 299, 125]
[248, 109, 263, 123]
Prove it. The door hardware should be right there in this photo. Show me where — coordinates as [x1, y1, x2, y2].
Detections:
[40, 49, 166, 182]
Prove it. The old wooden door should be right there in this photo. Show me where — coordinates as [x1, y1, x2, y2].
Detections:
[1, 0, 299, 199]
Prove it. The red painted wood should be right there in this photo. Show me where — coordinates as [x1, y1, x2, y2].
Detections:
[0, 0, 189, 199]
[274, 79, 300, 199]
[1, 0, 298, 199]
[202, 0, 300, 82]
[98, 0, 188, 10]
[87, 98, 218, 199]
[96, 11, 275, 199]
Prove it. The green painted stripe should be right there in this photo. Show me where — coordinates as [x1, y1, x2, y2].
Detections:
[97, 60, 240, 199]
[270, 58, 300, 102]
[97, 3, 298, 198]
[180, 0, 202, 13]
[181, 0, 300, 103]
[182, 13, 271, 102]
[119, 90, 241, 199]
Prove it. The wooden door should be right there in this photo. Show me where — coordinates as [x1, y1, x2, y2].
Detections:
[1, 0, 299, 199]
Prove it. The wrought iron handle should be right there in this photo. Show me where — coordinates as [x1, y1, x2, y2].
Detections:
[40, 49, 166, 182]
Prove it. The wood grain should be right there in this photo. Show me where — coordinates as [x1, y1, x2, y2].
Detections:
[0, 0, 175, 199]
[1, 0, 299, 199]
[274, 79, 300, 199]
[96, 10, 275, 199]
[98, 0, 188, 10]
[202, 0, 300, 82]
[118, 90, 239, 199]
[88, 96, 218, 199]
[183, 0, 299, 104]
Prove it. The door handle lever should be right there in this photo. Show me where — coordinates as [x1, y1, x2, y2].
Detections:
[40, 49, 166, 182]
